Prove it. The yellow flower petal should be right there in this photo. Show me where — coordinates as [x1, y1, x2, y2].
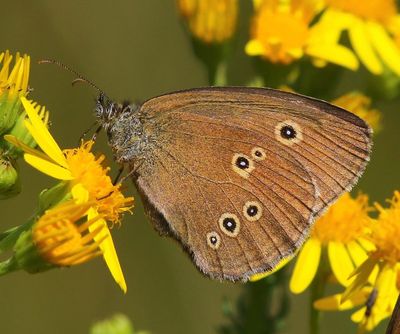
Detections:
[312, 10, 352, 41]
[351, 306, 366, 323]
[306, 44, 359, 70]
[342, 257, 378, 302]
[290, 238, 321, 294]
[367, 21, 400, 76]
[287, 47, 304, 59]
[252, 0, 263, 10]
[328, 241, 356, 286]
[88, 208, 127, 293]
[24, 153, 73, 180]
[71, 184, 90, 203]
[314, 289, 369, 311]
[245, 39, 265, 56]
[21, 97, 68, 168]
[348, 18, 382, 75]
[358, 237, 375, 252]
[250, 255, 293, 281]
[375, 264, 397, 307]
[4, 135, 52, 162]
[347, 241, 369, 267]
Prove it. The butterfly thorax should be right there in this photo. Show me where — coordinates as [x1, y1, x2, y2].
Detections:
[95, 94, 153, 165]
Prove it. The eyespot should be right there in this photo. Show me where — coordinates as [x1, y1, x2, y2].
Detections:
[251, 147, 266, 161]
[219, 213, 240, 237]
[281, 125, 296, 139]
[232, 153, 254, 178]
[274, 120, 303, 146]
[207, 231, 221, 249]
[243, 201, 263, 222]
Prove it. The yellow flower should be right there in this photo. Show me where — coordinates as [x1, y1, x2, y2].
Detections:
[315, 267, 398, 333]
[290, 193, 373, 293]
[315, 275, 398, 333]
[0, 51, 30, 99]
[245, 0, 359, 70]
[6, 97, 133, 292]
[315, 191, 400, 332]
[176, 0, 238, 44]
[0, 51, 30, 134]
[33, 200, 108, 267]
[322, 0, 400, 75]
[332, 92, 382, 133]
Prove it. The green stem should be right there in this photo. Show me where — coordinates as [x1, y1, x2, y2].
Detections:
[309, 250, 330, 334]
[0, 219, 34, 254]
[219, 267, 290, 334]
[208, 61, 227, 86]
[309, 277, 323, 334]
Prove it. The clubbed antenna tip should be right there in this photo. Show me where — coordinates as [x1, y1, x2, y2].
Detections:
[38, 59, 110, 100]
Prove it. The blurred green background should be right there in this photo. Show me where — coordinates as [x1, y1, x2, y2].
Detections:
[0, 1, 399, 334]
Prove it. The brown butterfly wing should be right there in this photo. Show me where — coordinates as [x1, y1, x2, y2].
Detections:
[132, 87, 371, 281]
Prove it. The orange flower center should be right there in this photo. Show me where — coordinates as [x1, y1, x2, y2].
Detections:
[254, 9, 309, 63]
[64, 141, 133, 223]
[369, 192, 400, 265]
[311, 193, 372, 245]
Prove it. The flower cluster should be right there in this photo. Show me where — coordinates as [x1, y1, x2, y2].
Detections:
[0, 51, 34, 198]
[247, 0, 400, 74]
[178, 0, 400, 78]
[246, 0, 358, 70]
[283, 190, 400, 333]
[2, 96, 133, 293]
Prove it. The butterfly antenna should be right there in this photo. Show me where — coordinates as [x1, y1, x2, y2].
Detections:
[38, 59, 109, 100]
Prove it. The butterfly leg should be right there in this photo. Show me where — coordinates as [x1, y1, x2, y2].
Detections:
[113, 166, 125, 185]
[91, 125, 103, 142]
[78, 122, 98, 144]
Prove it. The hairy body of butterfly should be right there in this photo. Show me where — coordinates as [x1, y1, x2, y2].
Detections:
[96, 87, 372, 282]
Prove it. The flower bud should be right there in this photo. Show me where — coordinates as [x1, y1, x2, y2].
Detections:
[5, 104, 49, 158]
[177, 0, 238, 44]
[0, 51, 30, 135]
[0, 157, 21, 199]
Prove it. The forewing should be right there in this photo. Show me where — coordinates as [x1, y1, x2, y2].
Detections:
[134, 87, 371, 281]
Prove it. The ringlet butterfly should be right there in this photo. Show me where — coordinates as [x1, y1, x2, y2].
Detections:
[95, 86, 372, 282]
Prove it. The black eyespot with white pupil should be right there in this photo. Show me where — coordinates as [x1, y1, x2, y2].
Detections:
[219, 213, 241, 237]
[247, 205, 258, 217]
[254, 150, 262, 157]
[280, 125, 297, 139]
[236, 156, 250, 169]
[243, 201, 263, 222]
[223, 217, 236, 232]
[206, 231, 221, 249]
[210, 236, 218, 245]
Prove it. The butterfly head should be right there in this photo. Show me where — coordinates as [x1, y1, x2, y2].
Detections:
[95, 93, 136, 127]
[95, 94, 147, 164]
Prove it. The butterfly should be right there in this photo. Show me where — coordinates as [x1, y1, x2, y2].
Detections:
[96, 87, 372, 282]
